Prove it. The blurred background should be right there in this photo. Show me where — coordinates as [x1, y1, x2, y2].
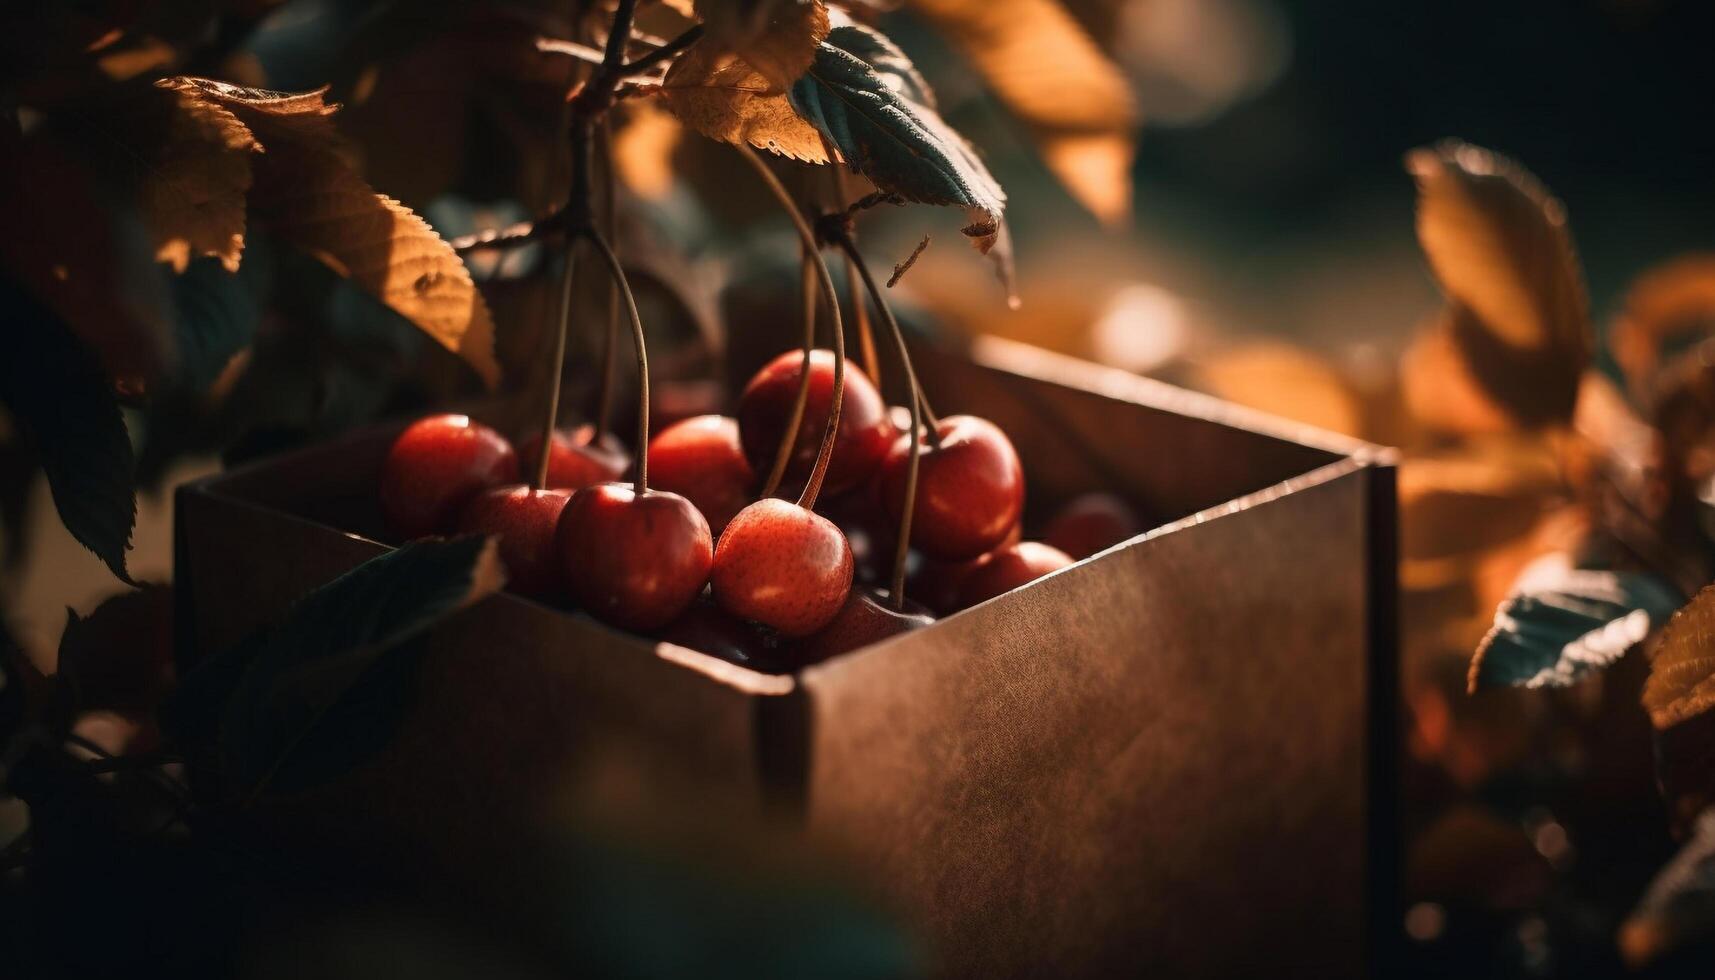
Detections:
[6, 0, 1715, 976]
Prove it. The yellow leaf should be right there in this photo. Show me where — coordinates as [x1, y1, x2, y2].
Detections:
[659, 45, 830, 163]
[146, 80, 260, 273]
[1609, 254, 1715, 402]
[907, 0, 1137, 224]
[613, 100, 684, 200]
[694, 0, 830, 90]
[161, 78, 501, 389]
[1406, 141, 1589, 428]
[1643, 584, 1715, 730]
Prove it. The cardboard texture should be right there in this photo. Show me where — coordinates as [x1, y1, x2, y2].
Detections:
[176, 337, 1398, 977]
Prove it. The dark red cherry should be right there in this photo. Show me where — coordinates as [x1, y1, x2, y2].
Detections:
[647, 415, 755, 535]
[556, 483, 712, 631]
[456, 485, 573, 598]
[711, 498, 853, 637]
[1043, 492, 1145, 560]
[657, 598, 790, 672]
[379, 414, 519, 540]
[821, 489, 898, 587]
[520, 424, 628, 491]
[957, 541, 1073, 607]
[736, 349, 891, 496]
[792, 588, 934, 665]
[880, 414, 1024, 561]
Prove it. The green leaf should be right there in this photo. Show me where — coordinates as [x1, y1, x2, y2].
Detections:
[788, 21, 1015, 304]
[162, 536, 504, 799]
[1469, 566, 1682, 692]
[0, 277, 136, 584]
[1620, 807, 1715, 969]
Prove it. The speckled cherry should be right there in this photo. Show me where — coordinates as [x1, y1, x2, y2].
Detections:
[880, 414, 1024, 561]
[1043, 492, 1145, 560]
[792, 587, 934, 665]
[556, 483, 712, 631]
[647, 415, 755, 535]
[957, 541, 1074, 608]
[456, 485, 573, 598]
[379, 414, 520, 540]
[711, 498, 853, 637]
[736, 349, 892, 496]
[520, 424, 628, 491]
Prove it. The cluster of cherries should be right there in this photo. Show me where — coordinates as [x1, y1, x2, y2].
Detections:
[377, 348, 1143, 670]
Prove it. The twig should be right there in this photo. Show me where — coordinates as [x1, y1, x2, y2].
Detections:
[887, 235, 930, 288]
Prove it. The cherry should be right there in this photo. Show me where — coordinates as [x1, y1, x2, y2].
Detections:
[456, 485, 573, 598]
[557, 483, 712, 631]
[711, 498, 853, 637]
[904, 523, 1023, 616]
[379, 414, 520, 540]
[821, 489, 897, 587]
[1043, 492, 1146, 560]
[792, 587, 934, 664]
[657, 598, 789, 672]
[519, 424, 628, 491]
[879, 414, 1024, 561]
[957, 541, 1073, 608]
[647, 415, 755, 535]
[736, 349, 892, 496]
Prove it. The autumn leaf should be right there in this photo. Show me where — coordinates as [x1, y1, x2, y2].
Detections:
[138, 81, 260, 272]
[1609, 254, 1715, 403]
[1643, 584, 1715, 730]
[789, 20, 1015, 304]
[905, 0, 1136, 225]
[1407, 141, 1590, 429]
[694, 0, 830, 90]
[660, 42, 831, 163]
[159, 78, 501, 389]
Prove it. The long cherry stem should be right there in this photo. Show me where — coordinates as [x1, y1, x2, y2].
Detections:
[582, 227, 650, 493]
[594, 119, 619, 440]
[834, 233, 927, 609]
[536, 235, 580, 490]
[734, 144, 844, 511]
[845, 248, 880, 386]
[760, 246, 817, 498]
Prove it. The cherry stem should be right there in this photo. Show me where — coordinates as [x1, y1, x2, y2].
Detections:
[536, 234, 579, 491]
[834, 233, 927, 610]
[582, 227, 650, 494]
[734, 144, 844, 512]
[845, 248, 880, 386]
[594, 119, 619, 440]
[760, 248, 817, 498]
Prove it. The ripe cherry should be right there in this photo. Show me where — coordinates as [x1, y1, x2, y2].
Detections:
[647, 415, 755, 535]
[736, 349, 891, 496]
[711, 498, 853, 637]
[1043, 492, 1145, 560]
[519, 424, 628, 491]
[379, 414, 520, 540]
[957, 541, 1074, 608]
[792, 587, 934, 665]
[456, 486, 573, 598]
[557, 483, 712, 631]
[657, 598, 789, 672]
[879, 414, 1024, 561]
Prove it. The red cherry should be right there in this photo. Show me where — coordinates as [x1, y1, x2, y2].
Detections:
[657, 598, 789, 672]
[557, 483, 712, 631]
[711, 498, 853, 637]
[957, 541, 1073, 607]
[880, 414, 1024, 561]
[520, 424, 628, 491]
[456, 485, 573, 598]
[647, 415, 755, 536]
[820, 489, 897, 587]
[379, 414, 519, 540]
[1043, 492, 1146, 560]
[792, 587, 934, 665]
[736, 349, 891, 496]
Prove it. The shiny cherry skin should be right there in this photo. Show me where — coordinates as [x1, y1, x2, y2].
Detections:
[520, 424, 628, 491]
[792, 587, 934, 665]
[647, 415, 755, 536]
[657, 598, 789, 672]
[556, 483, 712, 632]
[957, 541, 1074, 608]
[456, 485, 573, 598]
[379, 414, 520, 540]
[736, 349, 892, 496]
[879, 414, 1025, 561]
[1043, 492, 1145, 560]
[711, 498, 853, 637]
